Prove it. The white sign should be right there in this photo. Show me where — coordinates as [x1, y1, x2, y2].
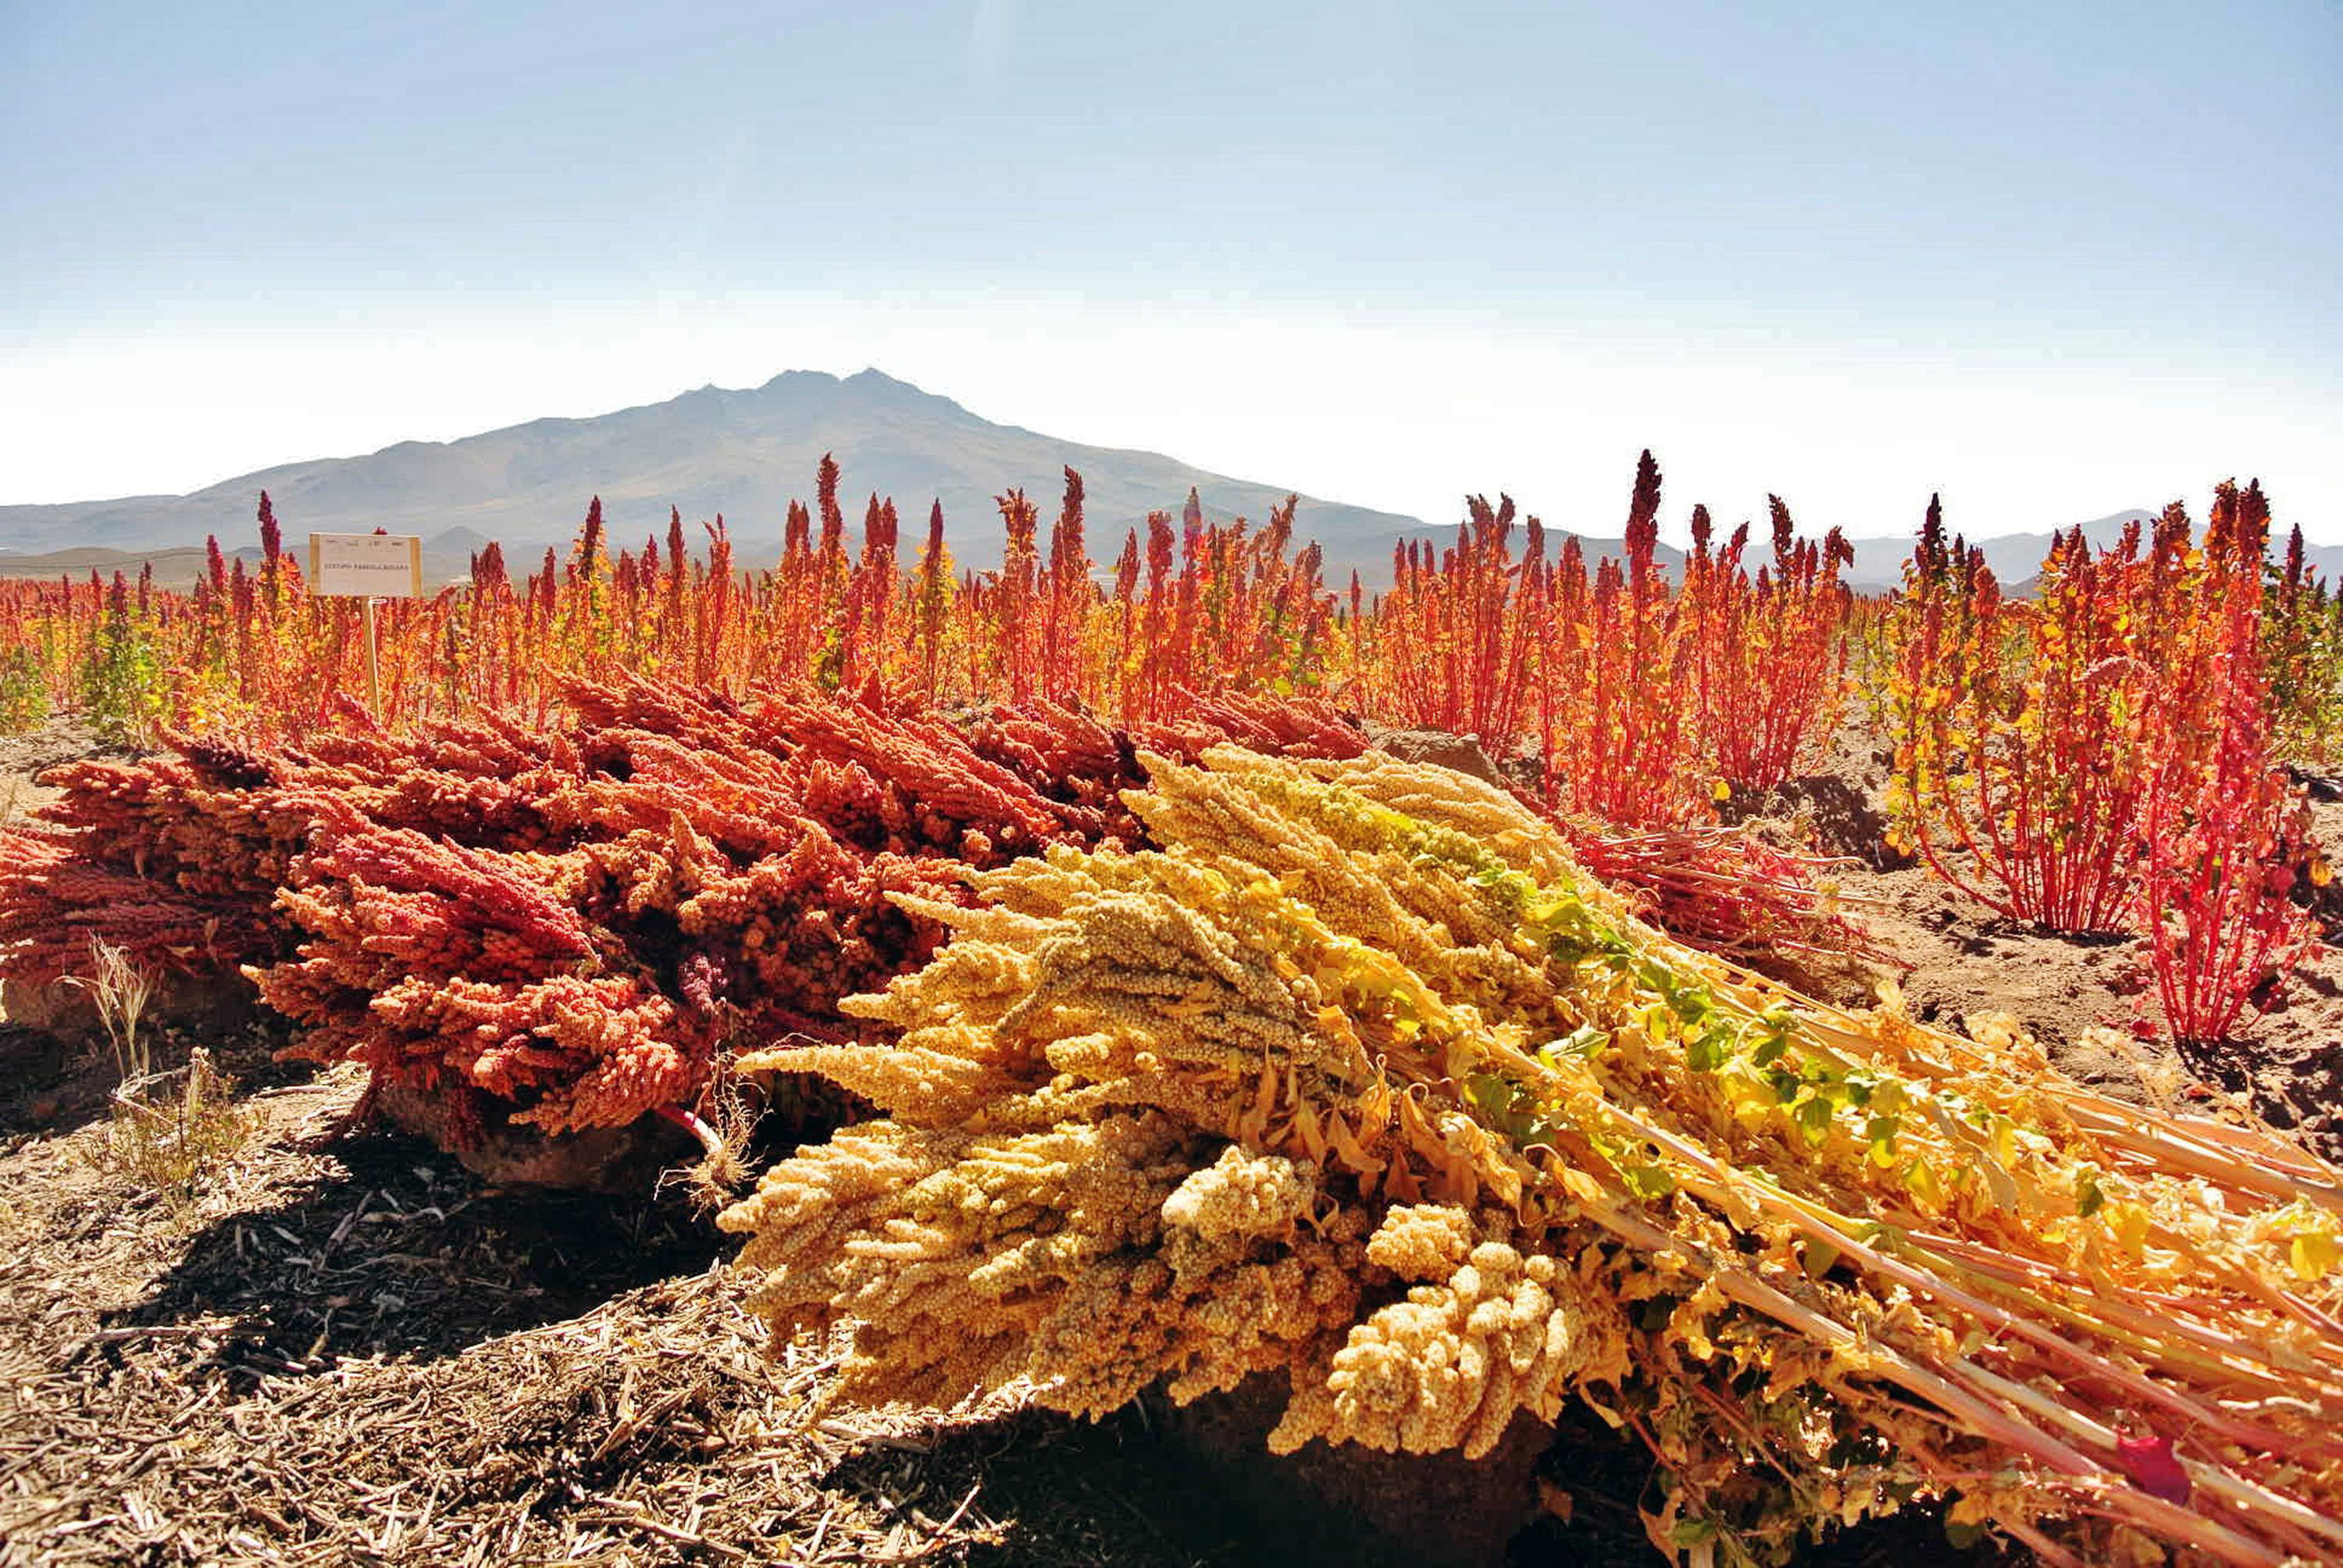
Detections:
[308, 533, 423, 598]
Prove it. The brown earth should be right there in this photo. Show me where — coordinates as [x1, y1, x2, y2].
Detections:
[1729, 715, 2343, 1160]
[2, 1025, 2001, 1568]
[0, 722, 105, 825]
[12, 708, 2333, 1565]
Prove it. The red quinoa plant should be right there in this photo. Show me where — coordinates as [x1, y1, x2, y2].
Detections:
[1683, 497, 1853, 793]
[1888, 480, 2326, 1040]
[1885, 497, 2159, 933]
[2261, 522, 2343, 768]
[2137, 481, 2320, 1044]
[1539, 452, 1701, 825]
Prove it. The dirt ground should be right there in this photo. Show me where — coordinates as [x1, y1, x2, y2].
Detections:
[1735, 715, 2343, 1160]
[0, 1021, 1393, 1568]
[0, 722, 98, 827]
[1, 1025, 2010, 1568]
[9, 710, 2328, 1566]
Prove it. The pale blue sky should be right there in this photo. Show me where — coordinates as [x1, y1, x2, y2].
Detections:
[3, 2, 2338, 539]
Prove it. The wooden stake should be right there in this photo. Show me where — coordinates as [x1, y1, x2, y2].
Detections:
[361, 595, 382, 720]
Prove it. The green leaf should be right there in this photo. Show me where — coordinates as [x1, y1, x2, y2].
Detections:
[1865, 1114, 1901, 1166]
[1462, 1072, 1512, 1115]
[1544, 1023, 1608, 1060]
[1796, 1096, 1835, 1142]
[2074, 1167, 2106, 1218]
[1671, 1517, 1720, 1547]
[1621, 1161, 1677, 1201]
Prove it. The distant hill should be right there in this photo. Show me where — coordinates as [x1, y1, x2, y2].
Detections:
[0, 543, 265, 591]
[1835, 510, 2159, 592]
[0, 369, 1428, 582]
[1835, 508, 2343, 593]
[4, 372, 2288, 595]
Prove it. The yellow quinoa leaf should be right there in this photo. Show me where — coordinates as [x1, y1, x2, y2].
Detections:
[2291, 1228, 2341, 1283]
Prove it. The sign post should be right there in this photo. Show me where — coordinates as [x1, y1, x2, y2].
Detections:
[360, 596, 382, 719]
[308, 533, 424, 719]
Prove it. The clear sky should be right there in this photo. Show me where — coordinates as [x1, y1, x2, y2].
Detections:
[3, 1, 2337, 542]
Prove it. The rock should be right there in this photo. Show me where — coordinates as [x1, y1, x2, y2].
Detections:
[0, 969, 261, 1038]
[1153, 1374, 1550, 1567]
[376, 1085, 694, 1193]
[1723, 774, 1912, 871]
[1370, 729, 1507, 788]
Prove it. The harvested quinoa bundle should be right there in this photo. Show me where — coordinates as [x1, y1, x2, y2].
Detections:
[723, 748, 2343, 1566]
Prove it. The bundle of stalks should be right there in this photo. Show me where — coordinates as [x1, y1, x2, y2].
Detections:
[0, 675, 1409, 1156]
[722, 748, 2343, 1565]
[1559, 818, 1869, 958]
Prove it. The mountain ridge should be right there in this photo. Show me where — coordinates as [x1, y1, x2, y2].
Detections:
[0, 369, 1428, 581]
[5, 372, 2313, 591]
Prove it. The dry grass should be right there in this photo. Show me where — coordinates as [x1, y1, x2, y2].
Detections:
[62, 936, 156, 1082]
[77, 1048, 260, 1219]
[0, 1042, 1247, 1568]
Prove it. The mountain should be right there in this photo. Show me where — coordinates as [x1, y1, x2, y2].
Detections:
[0, 543, 265, 591]
[1835, 509, 2343, 593]
[1835, 510, 2158, 592]
[0, 376, 2261, 593]
[0, 369, 1428, 583]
